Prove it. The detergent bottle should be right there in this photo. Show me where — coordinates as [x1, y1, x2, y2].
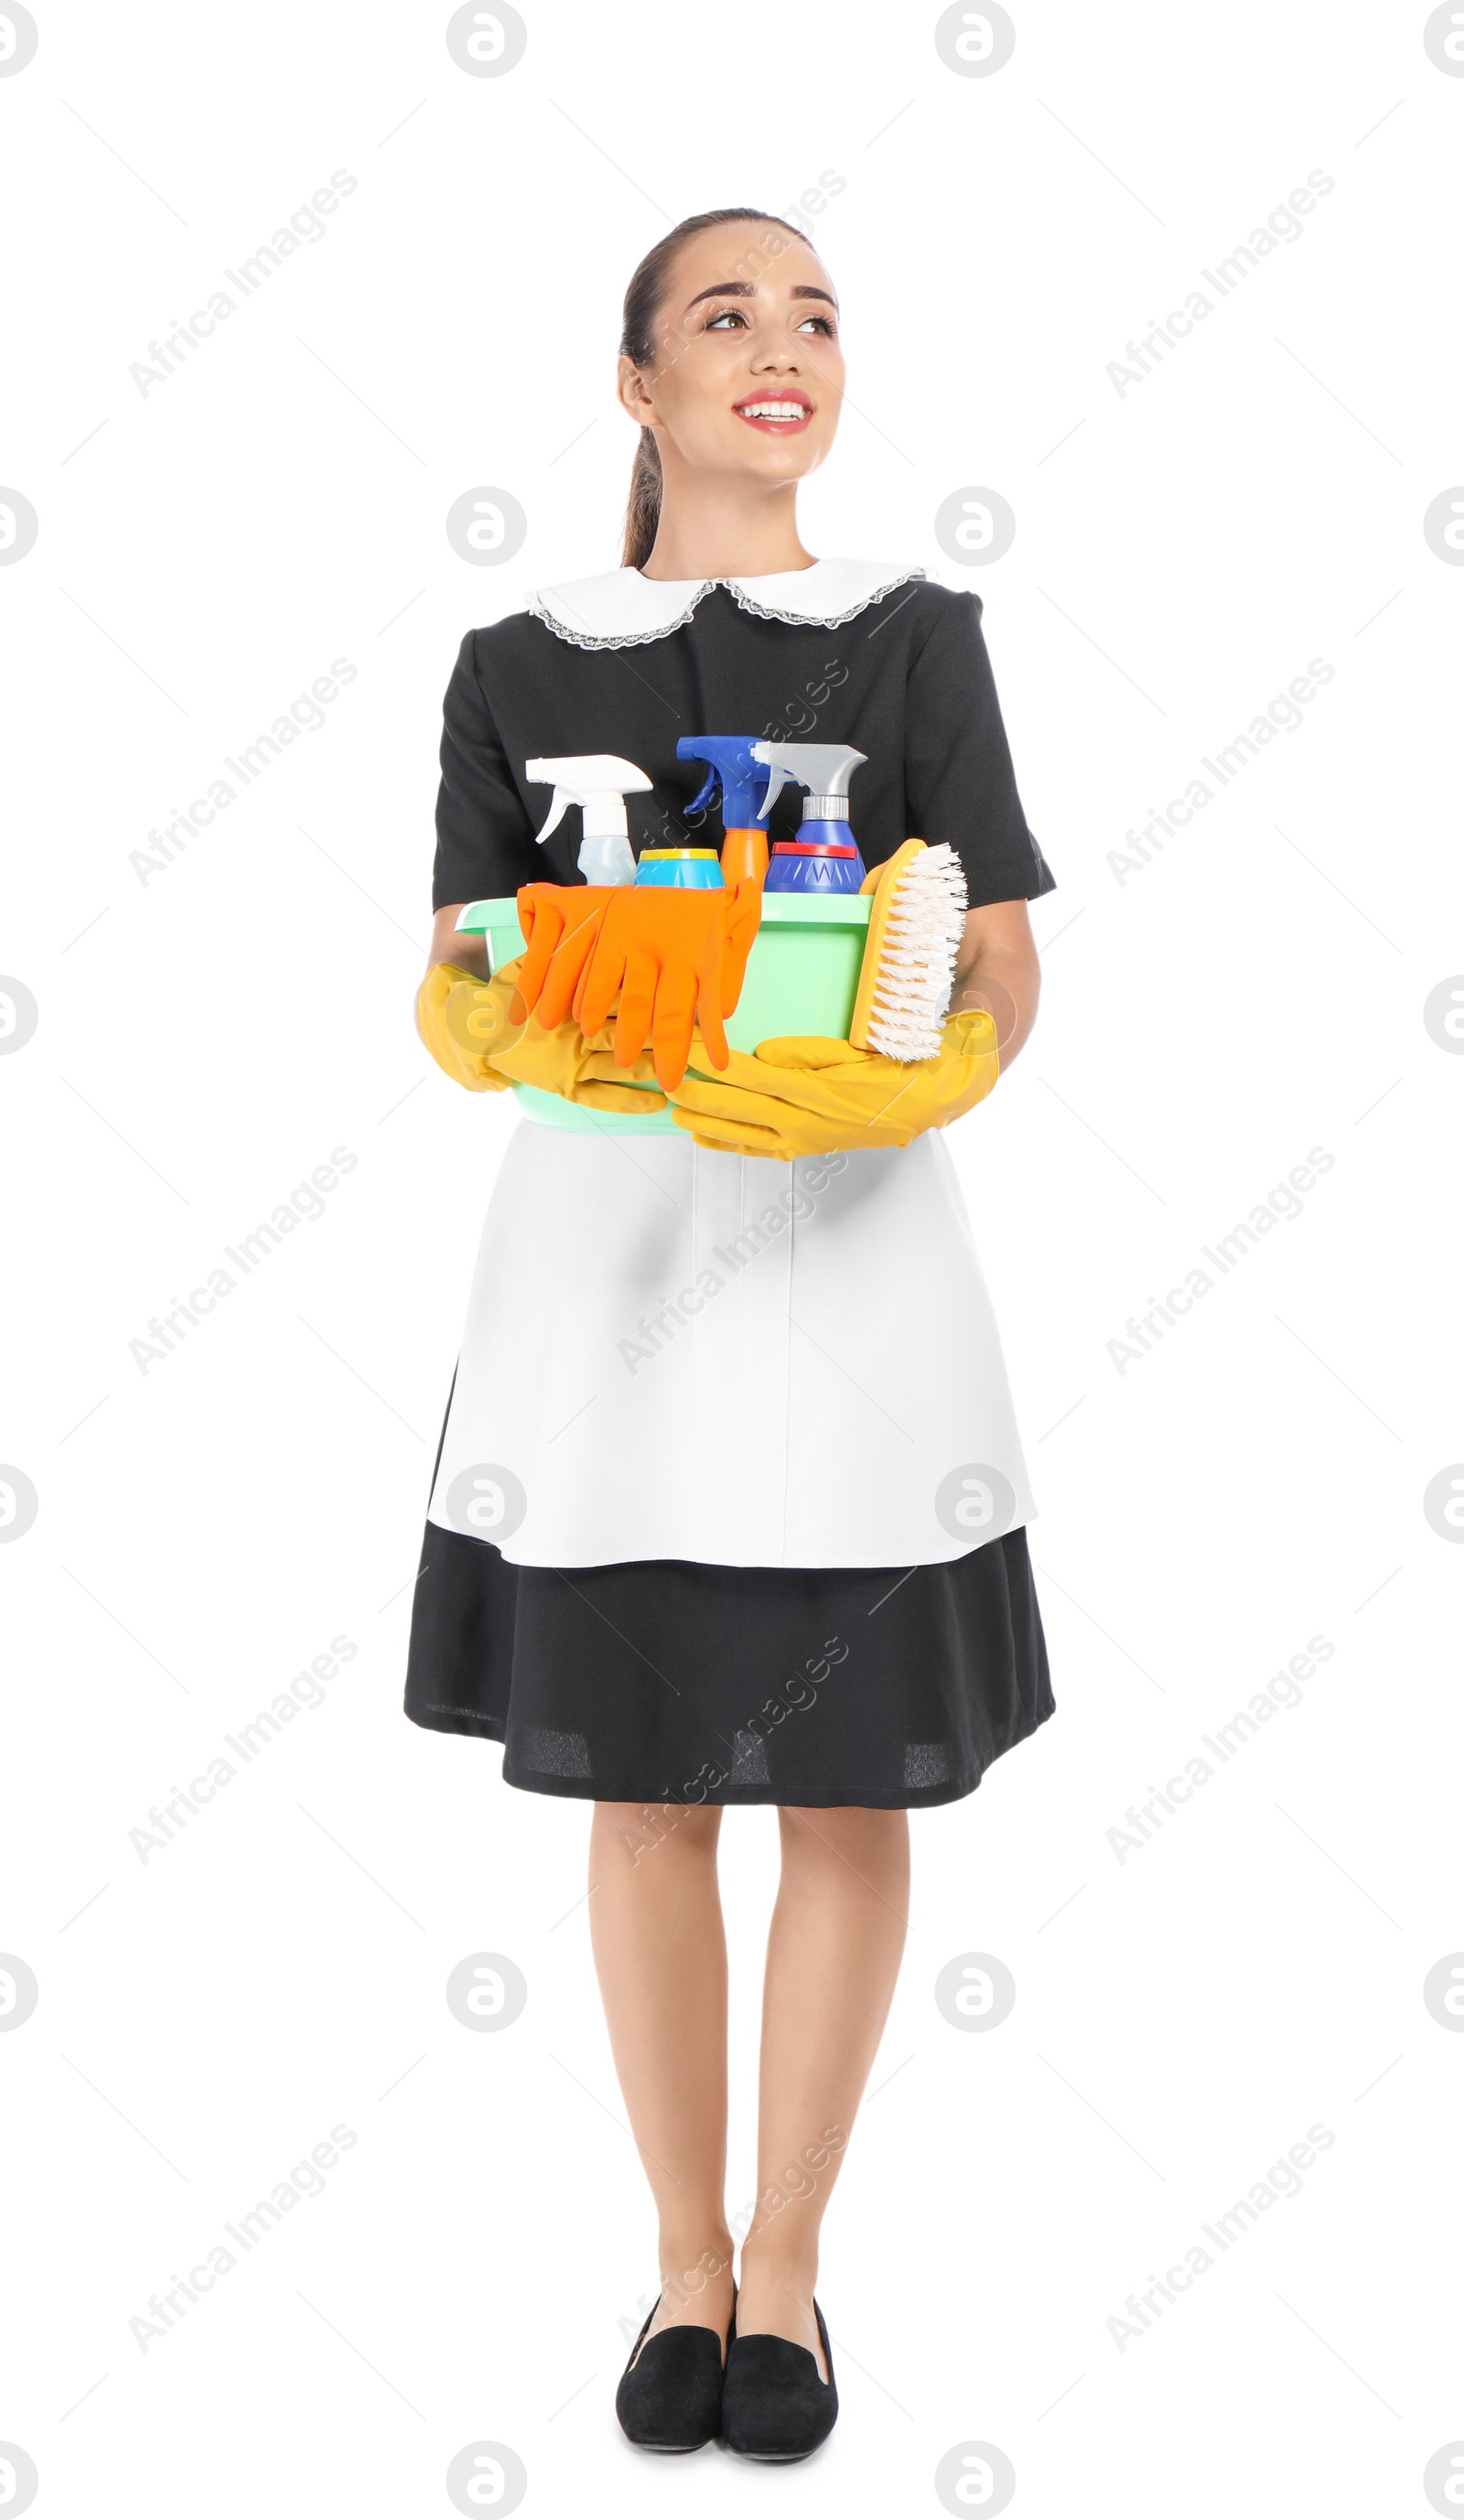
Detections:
[524, 754, 647, 886]
[675, 736, 771, 886]
[633, 841, 726, 889]
[630, 740, 738, 890]
[753, 742, 869, 893]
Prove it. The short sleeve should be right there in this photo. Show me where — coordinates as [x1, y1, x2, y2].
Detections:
[431, 631, 541, 909]
[903, 592, 1054, 906]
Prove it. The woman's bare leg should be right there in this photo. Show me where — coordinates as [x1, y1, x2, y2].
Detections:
[587, 1801, 736, 2351]
[736, 1804, 910, 2378]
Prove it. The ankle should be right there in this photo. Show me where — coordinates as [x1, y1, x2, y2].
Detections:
[658, 2230, 735, 2307]
[737, 2234, 819, 2297]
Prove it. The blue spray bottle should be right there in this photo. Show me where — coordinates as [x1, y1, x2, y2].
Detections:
[674, 737, 772, 887]
[753, 742, 869, 893]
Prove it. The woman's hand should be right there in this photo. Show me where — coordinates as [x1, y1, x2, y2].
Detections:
[479, 959, 667, 1113]
[416, 962, 517, 1093]
[416, 953, 666, 1111]
[665, 1010, 999, 1158]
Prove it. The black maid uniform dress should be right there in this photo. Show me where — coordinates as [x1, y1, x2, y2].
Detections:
[404, 556, 1056, 1811]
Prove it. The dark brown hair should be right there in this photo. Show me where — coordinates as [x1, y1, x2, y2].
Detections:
[619, 209, 807, 570]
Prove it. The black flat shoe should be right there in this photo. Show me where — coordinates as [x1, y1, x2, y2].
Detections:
[615, 2288, 736, 2453]
[719, 2296, 838, 2461]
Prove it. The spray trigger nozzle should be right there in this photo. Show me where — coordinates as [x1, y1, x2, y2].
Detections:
[750, 741, 868, 824]
[676, 736, 770, 832]
[523, 754, 651, 886]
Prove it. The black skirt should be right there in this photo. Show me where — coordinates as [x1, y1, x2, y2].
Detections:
[404, 1523, 1053, 1810]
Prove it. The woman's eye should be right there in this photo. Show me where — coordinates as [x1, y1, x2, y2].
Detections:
[799, 315, 835, 338]
[704, 307, 747, 330]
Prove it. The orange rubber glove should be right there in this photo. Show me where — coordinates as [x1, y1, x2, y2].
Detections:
[573, 881, 762, 1091]
[512, 883, 618, 1027]
[716, 879, 763, 1018]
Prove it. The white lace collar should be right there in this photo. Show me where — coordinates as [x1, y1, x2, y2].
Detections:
[526, 556, 926, 651]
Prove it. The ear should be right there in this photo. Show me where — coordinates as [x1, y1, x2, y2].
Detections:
[616, 353, 657, 428]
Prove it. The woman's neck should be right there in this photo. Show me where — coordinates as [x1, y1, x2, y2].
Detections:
[638, 471, 816, 581]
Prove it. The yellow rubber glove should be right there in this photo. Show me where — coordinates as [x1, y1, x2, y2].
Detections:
[417, 962, 516, 1093]
[482, 958, 668, 1114]
[665, 1010, 999, 1158]
[418, 958, 665, 1111]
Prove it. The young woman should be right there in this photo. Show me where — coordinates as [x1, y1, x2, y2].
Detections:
[406, 207, 1055, 2462]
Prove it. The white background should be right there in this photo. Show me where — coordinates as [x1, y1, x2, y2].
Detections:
[3, 1, 1462, 2513]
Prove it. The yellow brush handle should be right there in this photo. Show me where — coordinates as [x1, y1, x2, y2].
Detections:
[848, 838, 926, 1050]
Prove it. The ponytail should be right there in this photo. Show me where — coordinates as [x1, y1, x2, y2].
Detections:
[623, 429, 662, 575]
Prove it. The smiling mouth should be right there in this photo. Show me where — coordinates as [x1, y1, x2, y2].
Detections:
[734, 396, 813, 434]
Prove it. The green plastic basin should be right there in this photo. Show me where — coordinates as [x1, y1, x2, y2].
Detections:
[457, 891, 872, 1134]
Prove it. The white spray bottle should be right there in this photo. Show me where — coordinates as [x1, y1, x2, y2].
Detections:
[524, 754, 649, 886]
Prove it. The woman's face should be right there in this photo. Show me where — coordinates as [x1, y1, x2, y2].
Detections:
[618, 221, 845, 486]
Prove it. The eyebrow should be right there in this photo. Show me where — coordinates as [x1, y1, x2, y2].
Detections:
[682, 280, 838, 314]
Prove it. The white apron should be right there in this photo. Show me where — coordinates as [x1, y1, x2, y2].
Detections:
[426, 1121, 1037, 1570]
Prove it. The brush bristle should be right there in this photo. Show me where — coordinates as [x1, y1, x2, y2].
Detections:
[862, 844, 968, 1060]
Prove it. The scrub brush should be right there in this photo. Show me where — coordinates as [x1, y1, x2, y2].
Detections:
[848, 839, 968, 1059]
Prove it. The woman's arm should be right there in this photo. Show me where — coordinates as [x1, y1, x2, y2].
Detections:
[950, 899, 1040, 1064]
[426, 904, 489, 978]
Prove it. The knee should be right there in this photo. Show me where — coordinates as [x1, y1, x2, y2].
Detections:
[778, 1803, 910, 1868]
[594, 1800, 722, 1863]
